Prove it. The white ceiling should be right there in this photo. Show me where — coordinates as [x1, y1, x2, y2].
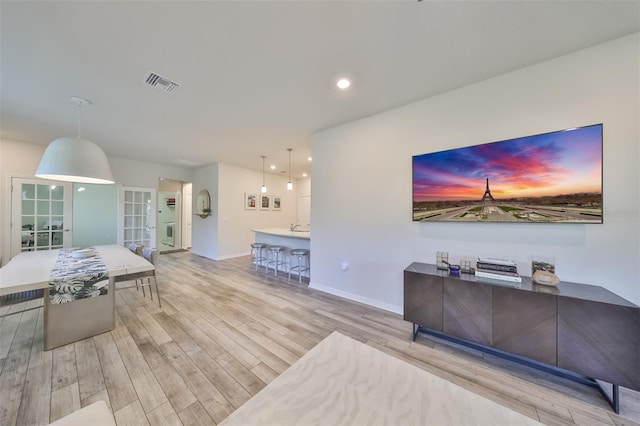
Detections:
[2, 1, 639, 179]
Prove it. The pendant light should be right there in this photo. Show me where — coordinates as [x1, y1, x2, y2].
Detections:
[286, 148, 293, 190]
[36, 96, 114, 184]
[261, 155, 267, 193]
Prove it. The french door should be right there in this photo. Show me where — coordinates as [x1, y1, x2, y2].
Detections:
[10, 177, 73, 257]
[119, 187, 156, 249]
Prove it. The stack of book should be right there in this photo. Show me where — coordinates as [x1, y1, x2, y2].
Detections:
[475, 257, 522, 283]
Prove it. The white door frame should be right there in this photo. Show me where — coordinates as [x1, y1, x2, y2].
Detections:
[182, 182, 192, 249]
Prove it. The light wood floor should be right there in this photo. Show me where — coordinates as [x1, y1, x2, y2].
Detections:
[0, 252, 638, 426]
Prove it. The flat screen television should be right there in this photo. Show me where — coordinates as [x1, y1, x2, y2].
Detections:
[412, 124, 603, 223]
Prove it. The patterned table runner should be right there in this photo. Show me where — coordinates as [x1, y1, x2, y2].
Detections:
[49, 248, 110, 304]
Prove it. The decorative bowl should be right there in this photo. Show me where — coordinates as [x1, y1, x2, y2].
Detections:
[72, 248, 96, 259]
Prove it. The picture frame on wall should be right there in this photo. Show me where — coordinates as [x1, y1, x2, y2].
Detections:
[260, 194, 271, 210]
[273, 195, 281, 211]
[244, 192, 257, 210]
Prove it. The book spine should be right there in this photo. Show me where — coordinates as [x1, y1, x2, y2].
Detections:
[477, 257, 517, 266]
[476, 262, 518, 274]
[475, 267, 520, 277]
[475, 270, 522, 283]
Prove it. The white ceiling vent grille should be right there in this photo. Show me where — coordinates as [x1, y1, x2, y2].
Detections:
[143, 71, 181, 94]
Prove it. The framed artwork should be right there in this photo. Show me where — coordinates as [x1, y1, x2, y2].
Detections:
[260, 194, 271, 210]
[273, 195, 282, 211]
[412, 124, 602, 223]
[244, 192, 257, 210]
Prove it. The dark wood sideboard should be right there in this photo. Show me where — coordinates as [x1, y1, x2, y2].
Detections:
[404, 262, 640, 412]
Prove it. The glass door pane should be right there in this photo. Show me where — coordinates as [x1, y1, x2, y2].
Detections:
[121, 187, 156, 249]
[11, 178, 72, 257]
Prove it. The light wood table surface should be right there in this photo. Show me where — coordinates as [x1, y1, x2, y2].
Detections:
[0, 244, 153, 296]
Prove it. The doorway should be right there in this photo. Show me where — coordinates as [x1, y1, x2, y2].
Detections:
[157, 178, 192, 252]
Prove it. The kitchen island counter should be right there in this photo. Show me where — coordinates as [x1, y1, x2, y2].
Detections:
[252, 228, 310, 239]
[252, 228, 310, 279]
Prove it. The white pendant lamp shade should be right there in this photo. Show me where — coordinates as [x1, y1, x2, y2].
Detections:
[36, 136, 114, 184]
[36, 96, 114, 184]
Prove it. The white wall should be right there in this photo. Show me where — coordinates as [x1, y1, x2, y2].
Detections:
[297, 177, 311, 197]
[191, 162, 299, 260]
[296, 177, 312, 227]
[311, 33, 640, 312]
[191, 163, 219, 259]
[72, 183, 118, 247]
[109, 157, 193, 188]
[218, 162, 297, 259]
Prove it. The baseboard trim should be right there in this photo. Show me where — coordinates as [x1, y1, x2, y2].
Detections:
[309, 282, 402, 315]
[214, 251, 251, 261]
[190, 251, 250, 261]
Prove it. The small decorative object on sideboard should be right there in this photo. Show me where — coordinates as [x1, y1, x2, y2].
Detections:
[531, 255, 555, 275]
[531, 255, 558, 286]
[460, 259, 475, 274]
[532, 270, 560, 286]
[447, 263, 460, 276]
[436, 251, 449, 270]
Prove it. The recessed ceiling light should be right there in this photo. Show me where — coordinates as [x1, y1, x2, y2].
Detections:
[308, 157, 312, 162]
[302, 173, 308, 177]
[270, 165, 276, 170]
[337, 79, 350, 89]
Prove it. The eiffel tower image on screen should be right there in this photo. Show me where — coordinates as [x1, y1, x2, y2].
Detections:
[481, 178, 495, 204]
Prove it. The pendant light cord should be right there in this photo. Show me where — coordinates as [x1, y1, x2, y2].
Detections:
[261, 155, 266, 192]
[71, 96, 90, 138]
[288, 148, 292, 182]
[77, 100, 83, 138]
[286, 148, 294, 191]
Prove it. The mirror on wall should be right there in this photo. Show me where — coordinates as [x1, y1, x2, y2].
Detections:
[196, 189, 211, 218]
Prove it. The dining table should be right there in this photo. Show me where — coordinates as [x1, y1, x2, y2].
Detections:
[0, 244, 154, 350]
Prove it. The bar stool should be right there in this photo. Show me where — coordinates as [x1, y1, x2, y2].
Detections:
[266, 245, 287, 276]
[288, 249, 310, 283]
[250, 243, 268, 271]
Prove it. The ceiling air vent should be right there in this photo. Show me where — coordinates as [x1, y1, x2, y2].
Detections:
[143, 71, 181, 94]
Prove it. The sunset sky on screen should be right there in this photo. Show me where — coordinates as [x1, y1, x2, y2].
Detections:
[412, 124, 602, 202]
